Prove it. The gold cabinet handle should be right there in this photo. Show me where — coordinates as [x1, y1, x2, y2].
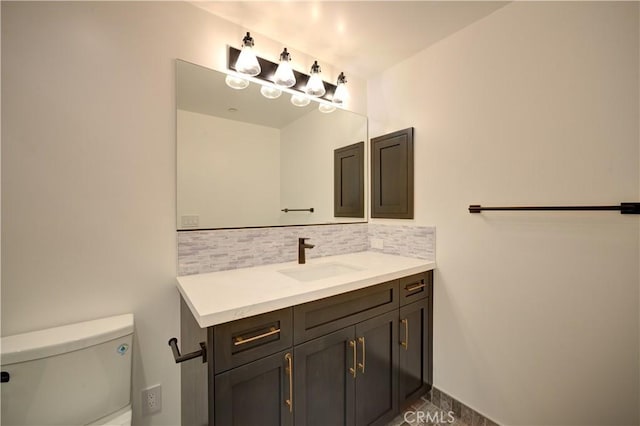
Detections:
[406, 282, 426, 292]
[349, 340, 357, 378]
[234, 327, 280, 346]
[284, 353, 293, 413]
[357, 337, 366, 373]
[401, 319, 409, 350]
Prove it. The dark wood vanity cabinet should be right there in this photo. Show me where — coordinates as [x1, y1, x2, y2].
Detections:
[294, 311, 398, 426]
[180, 270, 433, 426]
[399, 298, 432, 407]
[214, 349, 293, 426]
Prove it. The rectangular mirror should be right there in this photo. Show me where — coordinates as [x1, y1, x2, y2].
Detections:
[176, 60, 368, 230]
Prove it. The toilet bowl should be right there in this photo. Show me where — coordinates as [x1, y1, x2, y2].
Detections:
[1, 314, 134, 425]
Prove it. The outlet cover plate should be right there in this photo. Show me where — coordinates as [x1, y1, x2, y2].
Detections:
[142, 384, 162, 416]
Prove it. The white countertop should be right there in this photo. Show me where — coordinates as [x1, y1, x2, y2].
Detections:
[177, 251, 436, 328]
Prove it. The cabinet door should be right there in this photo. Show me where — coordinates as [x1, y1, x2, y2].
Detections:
[294, 327, 356, 426]
[398, 298, 432, 408]
[371, 127, 414, 219]
[354, 311, 398, 426]
[214, 349, 293, 426]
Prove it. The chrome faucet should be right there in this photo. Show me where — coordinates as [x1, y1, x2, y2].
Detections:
[298, 238, 315, 264]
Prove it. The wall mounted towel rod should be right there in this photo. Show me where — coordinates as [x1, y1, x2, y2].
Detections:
[469, 202, 640, 214]
[281, 208, 314, 213]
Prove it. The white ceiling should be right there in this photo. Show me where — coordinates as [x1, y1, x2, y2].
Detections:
[193, 1, 508, 79]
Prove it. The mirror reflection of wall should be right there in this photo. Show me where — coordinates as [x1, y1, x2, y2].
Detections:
[176, 60, 368, 230]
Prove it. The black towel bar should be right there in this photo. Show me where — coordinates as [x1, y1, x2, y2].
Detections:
[469, 202, 640, 214]
[281, 208, 314, 213]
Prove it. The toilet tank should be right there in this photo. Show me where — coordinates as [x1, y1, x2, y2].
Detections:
[1, 314, 134, 425]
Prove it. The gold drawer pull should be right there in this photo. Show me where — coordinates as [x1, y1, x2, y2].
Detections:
[357, 337, 366, 373]
[284, 353, 293, 413]
[349, 340, 357, 378]
[401, 319, 409, 350]
[405, 282, 425, 292]
[234, 327, 280, 346]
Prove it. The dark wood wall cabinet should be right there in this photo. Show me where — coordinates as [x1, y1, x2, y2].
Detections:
[180, 270, 433, 426]
[334, 142, 365, 218]
[371, 128, 414, 219]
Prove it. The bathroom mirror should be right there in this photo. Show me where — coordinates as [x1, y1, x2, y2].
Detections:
[176, 60, 368, 230]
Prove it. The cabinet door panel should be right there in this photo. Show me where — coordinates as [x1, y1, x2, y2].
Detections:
[371, 127, 414, 219]
[398, 299, 431, 407]
[354, 311, 398, 426]
[214, 349, 293, 426]
[294, 327, 355, 426]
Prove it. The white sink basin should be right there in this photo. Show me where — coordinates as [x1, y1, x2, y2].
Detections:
[279, 262, 362, 282]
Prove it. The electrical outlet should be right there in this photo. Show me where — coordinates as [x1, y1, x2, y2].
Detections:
[181, 215, 199, 228]
[142, 384, 162, 416]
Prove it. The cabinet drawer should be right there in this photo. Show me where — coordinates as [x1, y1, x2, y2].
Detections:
[293, 280, 399, 344]
[399, 271, 432, 306]
[213, 308, 293, 373]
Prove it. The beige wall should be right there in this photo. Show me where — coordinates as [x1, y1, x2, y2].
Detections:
[368, 2, 639, 425]
[1, 2, 366, 425]
[177, 110, 281, 228]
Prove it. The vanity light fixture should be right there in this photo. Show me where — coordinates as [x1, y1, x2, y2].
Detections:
[260, 85, 282, 99]
[225, 74, 250, 90]
[273, 48, 296, 88]
[291, 94, 311, 107]
[332, 72, 348, 105]
[305, 61, 326, 97]
[235, 32, 261, 76]
[318, 103, 336, 113]
[227, 36, 345, 110]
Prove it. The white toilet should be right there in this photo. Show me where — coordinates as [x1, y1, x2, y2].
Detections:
[1, 314, 134, 425]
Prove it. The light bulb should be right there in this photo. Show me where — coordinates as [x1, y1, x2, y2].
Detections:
[235, 32, 261, 76]
[318, 103, 336, 113]
[274, 48, 296, 88]
[291, 94, 311, 107]
[304, 61, 326, 97]
[332, 72, 348, 105]
[225, 74, 249, 90]
[260, 85, 282, 99]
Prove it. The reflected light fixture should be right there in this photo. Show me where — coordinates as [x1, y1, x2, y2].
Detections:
[260, 85, 282, 99]
[318, 103, 336, 113]
[291, 94, 311, 107]
[225, 74, 249, 90]
[304, 61, 326, 97]
[332, 72, 348, 105]
[235, 32, 261, 76]
[273, 48, 296, 88]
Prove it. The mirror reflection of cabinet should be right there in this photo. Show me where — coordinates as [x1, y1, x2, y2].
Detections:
[334, 142, 364, 218]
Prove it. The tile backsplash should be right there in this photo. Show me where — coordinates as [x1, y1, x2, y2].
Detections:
[367, 223, 435, 260]
[178, 223, 435, 276]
